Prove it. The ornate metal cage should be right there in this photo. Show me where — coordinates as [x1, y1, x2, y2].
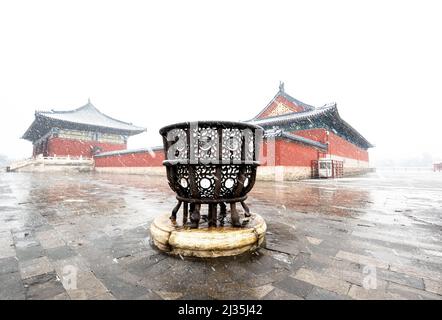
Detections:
[159, 121, 263, 228]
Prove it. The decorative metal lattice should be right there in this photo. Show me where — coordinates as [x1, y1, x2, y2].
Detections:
[160, 121, 263, 228]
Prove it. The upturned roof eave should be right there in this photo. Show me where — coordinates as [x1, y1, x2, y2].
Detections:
[331, 109, 374, 148]
[248, 105, 373, 149]
[247, 104, 337, 126]
[36, 113, 146, 135]
[21, 114, 146, 142]
[35, 102, 146, 133]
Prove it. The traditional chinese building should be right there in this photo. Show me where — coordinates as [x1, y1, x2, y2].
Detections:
[20, 84, 372, 179]
[93, 83, 373, 180]
[246, 82, 373, 179]
[22, 100, 146, 158]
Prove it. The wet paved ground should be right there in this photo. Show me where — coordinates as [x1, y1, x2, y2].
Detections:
[0, 170, 441, 300]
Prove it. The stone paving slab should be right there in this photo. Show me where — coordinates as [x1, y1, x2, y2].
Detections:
[306, 287, 352, 300]
[16, 244, 45, 261]
[0, 171, 441, 300]
[0, 232, 15, 259]
[348, 284, 403, 300]
[423, 279, 442, 295]
[36, 230, 66, 249]
[45, 245, 77, 261]
[321, 266, 388, 290]
[292, 268, 351, 296]
[263, 287, 303, 300]
[23, 272, 66, 300]
[0, 272, 26, 300]
[389, 263, 441, 282]
[335, 250, 390, 269]
[0, 256, 19, 275]
[19, 257, 54, 280]
[274, 275, 314, 298]
[377, 268, 425, 290]
[386, 282, 442, 300]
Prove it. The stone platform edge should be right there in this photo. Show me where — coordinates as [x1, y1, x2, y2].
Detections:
[150, 212, 267, 258]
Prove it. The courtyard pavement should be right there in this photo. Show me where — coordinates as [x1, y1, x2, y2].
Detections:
[0, 169, 441, 300]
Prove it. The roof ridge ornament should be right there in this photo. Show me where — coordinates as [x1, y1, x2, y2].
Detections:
[88, 98, 91, 104]
[279, 81, 285, 93]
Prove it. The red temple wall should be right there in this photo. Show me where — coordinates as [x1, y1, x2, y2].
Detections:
[93, 141, 317, 168]
[94, 150, 164, 167]
[91, 128, 368, 168]
[276, 140, 320, 166]
[327, 132, 369, 162]
[294, 129, 327, 143]
[47, 137, 126, 157]
[260, 139, 318, 167]
[292, 129, 369, 162]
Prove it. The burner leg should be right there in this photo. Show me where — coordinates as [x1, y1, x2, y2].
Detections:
[219, 202, 227, 218]
[230, 202, 241, 227]
[218, 202, 226, 225]
[182, 202, 188, 225]
[190, 203, 201, 228]
[170, 200, 182, 223]
[208, 203, 217, 227]
[207, 204, 212, 224]
[241, 201, 251, 217]
[188, 202, 195, 226]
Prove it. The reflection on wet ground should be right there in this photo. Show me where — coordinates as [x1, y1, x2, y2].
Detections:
[250, 180, 372, 217]
[0, 170, 441, 300]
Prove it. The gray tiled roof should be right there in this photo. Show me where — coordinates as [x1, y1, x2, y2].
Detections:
[247, 102, 373, 149]
[37, 102, 146, 133]
[248, 103, 337, 126]
[263, 128, 327, 150]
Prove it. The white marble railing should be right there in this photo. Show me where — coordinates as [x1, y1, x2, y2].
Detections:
[7, 155, 94, 172]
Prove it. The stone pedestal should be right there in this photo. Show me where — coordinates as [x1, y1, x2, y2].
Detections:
[150, 212, 266, 258]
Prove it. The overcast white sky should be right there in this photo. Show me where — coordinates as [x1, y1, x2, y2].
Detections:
[0, 0, 441, 165]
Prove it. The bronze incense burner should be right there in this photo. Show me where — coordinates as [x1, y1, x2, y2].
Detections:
[160, 121, 263, 228]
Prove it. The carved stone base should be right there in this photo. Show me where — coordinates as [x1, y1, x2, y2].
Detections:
[150, 212, 266, 258]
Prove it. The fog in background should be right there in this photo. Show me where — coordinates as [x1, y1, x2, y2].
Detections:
[0, 0, 441, 167]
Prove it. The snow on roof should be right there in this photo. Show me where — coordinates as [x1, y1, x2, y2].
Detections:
[248, 103, 337, 126]
[36, 101, 146, 133]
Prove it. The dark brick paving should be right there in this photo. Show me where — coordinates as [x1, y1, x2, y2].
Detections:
[0, 170, 441, 300]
